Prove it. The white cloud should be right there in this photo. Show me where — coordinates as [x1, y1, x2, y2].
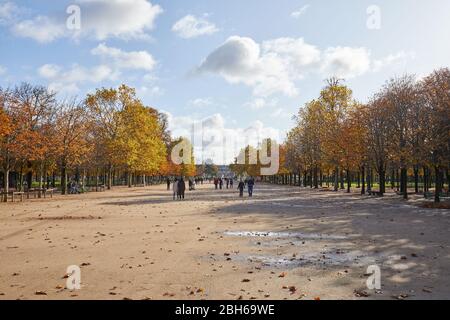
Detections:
[12, 15, 66, 43]
[196, 36, 304, 97]
[291, 5, 310, 19]
[0, 65, 7, 75]
[137, 85, 164, 97]
[197, 36, 411, 96]
[172, 14, 219, 39]
[372, 51, 416, 72]
[320, 46, 371, 78]
[243, 97, 278, 110]
[12, 0, 163, 43]
[271, 108, 289, 118]
[37, 43, 160, 94]
[76, 0, 163, 40]
[163, 112, 283, 164]
[188, 97, 214, 107]
[0, 1, 20, 24]
[91, 43, 156, 71]
[38, 63, 116, 94]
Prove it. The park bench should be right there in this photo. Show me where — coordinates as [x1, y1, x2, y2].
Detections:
[11, 191, 25, 202]
[424, 191, 449, 199]
[367, 190, 383, 196]
[43, 188, 56, 198]
[0, 190, 24, 202]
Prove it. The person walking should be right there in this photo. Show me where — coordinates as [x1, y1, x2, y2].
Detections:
[172, 178, 178, 200]
[247, 177, 255, 197]
[230, 178, 234, 188]
[214, 178, 218, 190]
[166, 177, 171, 191]
[238, 180, 245, 197]
[219, 178, 223, 190]
[226, 178, 230, 189]
[178, 178, 186, 200]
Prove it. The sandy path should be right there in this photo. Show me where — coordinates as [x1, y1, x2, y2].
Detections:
[0, 183, 449, 300]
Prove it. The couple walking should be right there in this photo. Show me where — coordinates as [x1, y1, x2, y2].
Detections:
[238, 177, 255, 197]
[172, 178, 186, 200]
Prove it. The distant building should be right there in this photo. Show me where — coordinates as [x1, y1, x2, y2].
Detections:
[217, 165, 233, 178]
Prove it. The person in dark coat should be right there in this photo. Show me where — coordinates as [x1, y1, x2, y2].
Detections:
[166, 177, 171, 190]
[178, 178, 186, 200]
[238, 180, 245, 197]
[247, 177, 255, 197]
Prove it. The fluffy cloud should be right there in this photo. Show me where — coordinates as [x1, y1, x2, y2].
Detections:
[12, 0, 163, 43]
[37, 43, 159, 94]
[0, 1, 20, 24]
[243, 97, 278, 110]
[197, 36, 412, 97]
[0, 65, 6, 75]
[76, 0, 163, 40]
[196, 36, 305, 97]
[38, 63, 116, 93]
[188, 97, 214, 108]
[91, 43, 156, 71]
[320, 46, 371, 78]
[291, 5, 310, 19]
[172, 14, 218, 39]
[13, 15, 66, 43]
[164, 112, 283, 164]
[372, 51, 416, 72]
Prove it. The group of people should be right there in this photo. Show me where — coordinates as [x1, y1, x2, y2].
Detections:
[167, 178, 186, 200]
[166, 176, 256, 200]
[213, 177, 234, 190]
[237, 177, 255, 197]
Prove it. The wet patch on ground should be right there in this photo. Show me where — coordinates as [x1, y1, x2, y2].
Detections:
[223, 230, 347, 240]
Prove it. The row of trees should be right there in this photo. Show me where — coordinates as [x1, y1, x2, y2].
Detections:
[282, 69, 449, 202]
[0, 83, 196, 201]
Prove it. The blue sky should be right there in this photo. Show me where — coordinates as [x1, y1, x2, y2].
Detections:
[1, 0, 449, 164]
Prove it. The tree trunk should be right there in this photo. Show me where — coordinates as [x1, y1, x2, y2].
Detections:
[401, 168, 408, 199]
[414, 166, 419, 194]
[434, 166, 441, 203]
[379, 164, 385, 196]
[361, 165, 366, 195]
[313, 166, 318, 189]
[61, 160, 67, 195]
[346, 169, 351, 193]
[2, 168, 9, 202]
[128, 172, 132, 188]
[107, 164, 113, 190]
[367, 165, 372, 194]
[334, 166, 339, 191]
[38, 163, 44, 198]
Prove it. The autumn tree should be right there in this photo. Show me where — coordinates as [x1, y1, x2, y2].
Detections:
[421, 68, 450, 202]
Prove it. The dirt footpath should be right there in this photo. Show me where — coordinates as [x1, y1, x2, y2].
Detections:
[0, 183, 449, 300]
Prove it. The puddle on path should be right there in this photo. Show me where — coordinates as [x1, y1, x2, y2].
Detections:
[240, 250, 378, 268]
[224, 231, 347, 240]
[222, 230, 379, 268]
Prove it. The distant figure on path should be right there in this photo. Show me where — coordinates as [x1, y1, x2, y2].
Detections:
[238, 180, 245, 197]
[226, 178, 230, 189]
[166, 177, 171, 190]
[172, 178, 178, 200]
[230, 179, 234, 188]
[214, 178, 218, 189]
[247, 177, 255, 197]
[178, 178, 186, 200]
[219, 178, 223, 190]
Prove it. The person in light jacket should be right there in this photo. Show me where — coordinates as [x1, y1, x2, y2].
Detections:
[172, 178, 179, 200]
